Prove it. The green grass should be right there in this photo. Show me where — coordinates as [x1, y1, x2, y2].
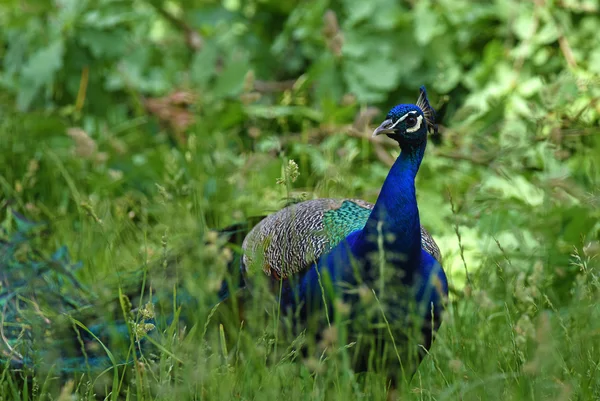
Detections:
[1, 108, 598, 400]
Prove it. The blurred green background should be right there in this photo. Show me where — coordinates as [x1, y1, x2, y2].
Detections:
[1, 0, 599, 399]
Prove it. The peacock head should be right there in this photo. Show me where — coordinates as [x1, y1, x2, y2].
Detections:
[372, 86, 437, 146]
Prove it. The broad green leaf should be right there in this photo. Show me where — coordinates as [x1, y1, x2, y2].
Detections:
[191, 41, 219, 87]
[81, 2, 141, 28]
[212, 51, 250, 98]
[414, 0, 443, 46]
[482, 175, 545, 206]
[535, 19, 560, 45]
[518, 76, 544, 97]
[343, 1, 377, 26]
[17, 39, 64, 110]
[512, 10, 536, 40]
[78, 28, 128, 59]
[589, 47, 600, 74]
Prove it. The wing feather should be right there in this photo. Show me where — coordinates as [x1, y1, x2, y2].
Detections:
[242, 198, 441, 280]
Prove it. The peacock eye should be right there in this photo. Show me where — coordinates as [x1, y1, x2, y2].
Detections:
[406, 115, 417, 128]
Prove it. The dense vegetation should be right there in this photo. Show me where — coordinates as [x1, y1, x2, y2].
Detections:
[1, 0, 599, 399]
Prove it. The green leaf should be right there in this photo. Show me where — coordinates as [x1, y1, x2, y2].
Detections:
[17, 39, 64, 110]
[81, 2, 141, 28]
[518, 76, 543, 97]
[309, 54, 345, 106]
[434, 64, 462, 93]
[343, 1, 377, 26]
[342, 0, 401, 28]
[482, 175, 545, 207]
[191, 41, 219, 87]
[512, 10, 536, 40]
[414, 0, 443, 46]
[535, 19, 560, 45]
[342, 31, 384, 59]
[588, 47, 600, 74]
[533, 47, 551, 66]
[212, 50, 250, 99]
[78, 28, 128, 59]
[343, 57, 402, 102]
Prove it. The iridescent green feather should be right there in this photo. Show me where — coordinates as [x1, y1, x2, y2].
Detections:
[321, 200, 371, 249]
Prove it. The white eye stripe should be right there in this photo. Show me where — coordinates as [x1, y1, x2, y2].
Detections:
[406, 114, 423, 133]
[397, 110, 418, 122]
[389, 110, 418, 129]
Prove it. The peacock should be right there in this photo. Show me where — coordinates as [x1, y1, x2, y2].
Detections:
[1, 87, 447, 388]
[227, 86, 449, 384]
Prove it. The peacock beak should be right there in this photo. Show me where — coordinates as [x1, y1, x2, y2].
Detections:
[372, 119, 395, 137]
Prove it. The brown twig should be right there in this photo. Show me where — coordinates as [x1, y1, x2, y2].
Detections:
[558, 35, 578, 69]
[346, 125, 397, 167]
[75, 66, 89, 112]
[373, 143, 395, 167]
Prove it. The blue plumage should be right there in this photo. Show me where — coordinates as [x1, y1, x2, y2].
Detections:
[239, 86, 448, 384]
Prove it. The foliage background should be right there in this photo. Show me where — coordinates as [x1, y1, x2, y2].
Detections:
[0, 0, 599, 399]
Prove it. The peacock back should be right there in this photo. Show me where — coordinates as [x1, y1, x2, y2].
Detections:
[241, 198, 441, 280]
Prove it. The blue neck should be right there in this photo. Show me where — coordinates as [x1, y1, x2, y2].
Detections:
[359, 141, 426, 270]
[285, 139, 429, 309]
